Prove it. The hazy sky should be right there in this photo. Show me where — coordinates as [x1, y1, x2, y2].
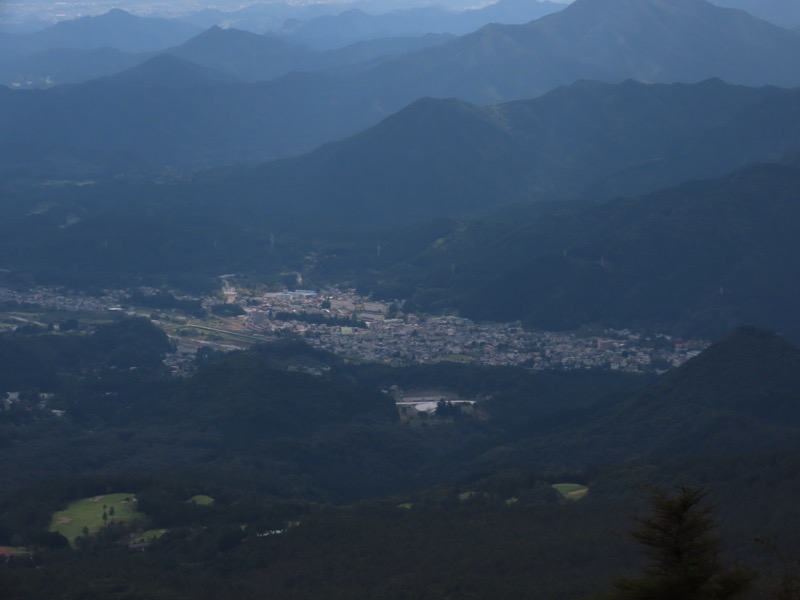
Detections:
[0, 0, 571, 26]
[1, 0, 460, 20]
[1, 1, 254, 22]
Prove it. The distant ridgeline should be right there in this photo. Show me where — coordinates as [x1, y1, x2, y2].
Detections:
[2, 0, 800, 172]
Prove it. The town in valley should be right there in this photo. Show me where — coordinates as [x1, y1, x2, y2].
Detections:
[0, 281, 705, 376]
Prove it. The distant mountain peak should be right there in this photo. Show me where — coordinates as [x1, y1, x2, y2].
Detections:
[527, 0, 800, 86]
[20, 6, 203, 54]
[106, 8, 132, 17]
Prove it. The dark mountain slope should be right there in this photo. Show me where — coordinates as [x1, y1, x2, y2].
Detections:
[105, 54, 239, 88]
[189, 80, 800, 222]
[163, 26, 316, 82]
[0, 72, 380, 169]
[495, 77, 798, 198]
[198, 96, 536, 222]
[481, 327, 800, 470]
[581, 327, 800, 459]
[639, 327, 800, 423]
[370, 161, 800, 339]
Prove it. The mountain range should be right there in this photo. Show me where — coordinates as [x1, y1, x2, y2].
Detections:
[0, 8, 202, 56]
[709, 0, 800, 29]
[3, 0, 800, 173]
[173, 78, 800, 221]
[273, 0, 566, 48]
[0, 24, 454, 89]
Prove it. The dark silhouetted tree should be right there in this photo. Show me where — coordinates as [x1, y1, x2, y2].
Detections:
[601, 485, 754, 600]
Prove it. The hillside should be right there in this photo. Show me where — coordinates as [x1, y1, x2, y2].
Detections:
[478, 327, 800, 470]
[709, 0, 800, 29]
[185, 79, 800, 221]
[365, 161, 800, 339]
[104, 54, 239, 88]
[522, 0, 800, 87]
[163, 26, 317, 82]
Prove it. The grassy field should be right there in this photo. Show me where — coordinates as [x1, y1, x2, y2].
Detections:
[188, 494, 215, 506]
[552, 483, 589, 500]
[129, 529, 168, 545]
[49, 493, 140, 545]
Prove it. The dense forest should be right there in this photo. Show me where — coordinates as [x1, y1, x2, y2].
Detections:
[0, 318, 798, 598]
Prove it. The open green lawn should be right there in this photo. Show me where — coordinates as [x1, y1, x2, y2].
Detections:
[129, 529, 168, 545]
[49, 493, 140, 545]
[552, 483, 589, 500]
[187, 494, 215, 506]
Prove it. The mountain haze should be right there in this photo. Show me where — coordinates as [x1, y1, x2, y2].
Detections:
[163, 26, 453, 83]
[164, 26, 316, 82]
[0, 9, 202, 56]
[362, 0, 800, 106]
[3, 0, 800, 170]
[186, 79, 800, 222]
[709, 0, 800, 29]
[521, 0, 800, 86]
[0, 47, 143, 89]
[0, 25, 453, 89]
[275, 0, 565, 48]
[104, 54, 239, 88]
